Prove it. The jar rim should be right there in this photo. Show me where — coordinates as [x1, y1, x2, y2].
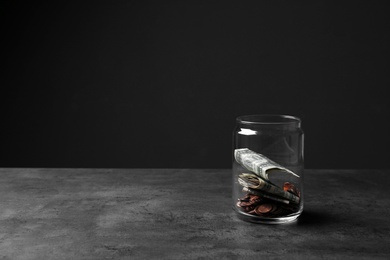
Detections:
[236, 114, 301, 126]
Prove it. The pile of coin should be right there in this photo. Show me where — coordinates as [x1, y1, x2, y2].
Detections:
[236, 182, 300, 217]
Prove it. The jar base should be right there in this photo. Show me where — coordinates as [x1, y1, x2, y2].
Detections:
[235, 208, 302, 224]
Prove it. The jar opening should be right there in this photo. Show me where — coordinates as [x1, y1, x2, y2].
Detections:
[236, 114, 301, 126]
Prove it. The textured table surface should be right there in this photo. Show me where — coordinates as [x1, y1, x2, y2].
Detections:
[1, 168, 389, 259]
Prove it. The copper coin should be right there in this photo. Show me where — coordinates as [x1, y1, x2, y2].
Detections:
[239, 194, 251, 202]
[240, 201, 254, 207]
[283, 182, 300, 197]
[249, 195, 261, 201]
[255, 204, 273, 215]
[240, 205, 255, 213]
[249, 195, 262, 205]
[283, 182, 294, 191]
[245, 205, 256, 212]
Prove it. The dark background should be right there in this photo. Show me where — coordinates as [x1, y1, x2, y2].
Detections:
[2, 1, 389, 169]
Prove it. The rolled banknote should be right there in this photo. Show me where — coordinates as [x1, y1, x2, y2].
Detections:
[234, 148, 299, 180]
[238, 173, 300, 204]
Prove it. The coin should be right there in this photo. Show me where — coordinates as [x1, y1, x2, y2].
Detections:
[255, 204, 273, 215]
[249, 195, 262, 204]
[245, 205, 256, 212]
[240, 201, 254, 207]
[283, 182, 300, 197]
[239, 194, 251, 202]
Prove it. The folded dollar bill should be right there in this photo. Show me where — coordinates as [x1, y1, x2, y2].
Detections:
[238, 173, 300, 204]
[242, 187, 290, 204]
[234, 148, 299, 180]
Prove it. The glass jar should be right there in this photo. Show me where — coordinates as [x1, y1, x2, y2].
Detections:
[232, 115, 304, 224]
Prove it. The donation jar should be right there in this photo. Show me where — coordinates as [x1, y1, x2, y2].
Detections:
[232, 115, 304, 224]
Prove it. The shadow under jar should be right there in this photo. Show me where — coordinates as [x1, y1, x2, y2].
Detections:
[232, 115, 304, 224]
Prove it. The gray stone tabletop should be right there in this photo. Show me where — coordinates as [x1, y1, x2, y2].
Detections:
[1, 168, 389, 259]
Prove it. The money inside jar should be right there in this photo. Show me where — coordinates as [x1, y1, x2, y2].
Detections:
[235, 148, 301, 217]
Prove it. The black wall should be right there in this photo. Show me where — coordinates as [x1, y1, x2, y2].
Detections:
[2, 1, 389, 169]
